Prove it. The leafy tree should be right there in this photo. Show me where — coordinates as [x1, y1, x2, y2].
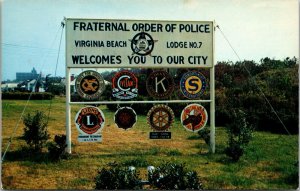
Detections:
[45, 75, 65, 95]
[22, 111, 50, 152]
[215, 58, 298, 134]
[225, 109, 254, 162]
[46, 84, 65, 95]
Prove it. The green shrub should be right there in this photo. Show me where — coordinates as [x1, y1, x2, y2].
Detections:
[148, 162, 203, 190]
[46, 84, 65, 95]
[47, 134, 68, 161]
[22, 111, 50, 152]
[225, 141, 244, 162]
[225, 109, 254, 162]
[198, 128, 210, 146]
[95, 163, 142, 190]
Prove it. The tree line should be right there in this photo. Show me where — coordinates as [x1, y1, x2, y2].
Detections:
[103, 57, 298, 134]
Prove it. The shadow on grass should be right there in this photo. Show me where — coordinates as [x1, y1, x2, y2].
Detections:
[2, 146, 71, 163]
[2, 147, 49, 163]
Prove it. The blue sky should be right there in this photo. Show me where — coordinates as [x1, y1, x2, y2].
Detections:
[1, 0, 299, 81]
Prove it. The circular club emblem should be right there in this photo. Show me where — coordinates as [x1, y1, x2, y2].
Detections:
[180, 71, 207, 99]
[147, 104, 175, 131]
[181, 104, 208, 132]
[75, 70, 105, 100]
[114, 107, 137, 130]
[146, 70, 174, 99]
[112, 71, 138, 99]
[130, 32, 156, 56]
[75, 106, 105, 135]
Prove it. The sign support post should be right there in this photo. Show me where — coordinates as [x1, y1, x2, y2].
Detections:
[209, 22, 216, 153]
[65, 53, 72, 154]
[209, 65, 215, 153]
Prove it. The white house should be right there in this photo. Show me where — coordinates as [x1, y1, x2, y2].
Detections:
[1, 83, 19, 91]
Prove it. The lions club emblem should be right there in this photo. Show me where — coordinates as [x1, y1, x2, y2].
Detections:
[75, 70, 105, 100]
[181, 104, 208, 132]
[112, 70, 138, 99]
[75, 106, 105, 135]
[180, 71, 207, 99]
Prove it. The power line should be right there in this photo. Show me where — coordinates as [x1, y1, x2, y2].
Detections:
[2, 42, 58, 51]
[2, 26, 62, 81]
[216, 24, 291, 135]
[47, 22, 65, 123]
[1, 23, 64, 162]
[55, 24, 64, 77]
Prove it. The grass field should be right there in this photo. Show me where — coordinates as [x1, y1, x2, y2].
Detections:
[1, 97, 298, 189]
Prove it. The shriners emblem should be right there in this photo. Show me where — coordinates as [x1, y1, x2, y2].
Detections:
[75, 70, 105, 100]
[181, 104, 208, 132]
[112, 70, 138, 99]
[114, 107, 137, 130]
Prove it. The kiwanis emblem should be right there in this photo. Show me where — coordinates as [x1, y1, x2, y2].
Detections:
[130, 32, 157, 56]
[75, 106, 105, 135]
[75, 70, 105, 100]
[114, 107, 137, 130]
[146, 70, 174, 99]
[181, 104, 208, 132]
[180, 71, 207, 99]
[112, 70, 138, 99]
[147, 104, 175, 131]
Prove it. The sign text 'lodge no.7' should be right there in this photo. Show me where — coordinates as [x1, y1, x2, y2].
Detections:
[66, 19, 213, 68]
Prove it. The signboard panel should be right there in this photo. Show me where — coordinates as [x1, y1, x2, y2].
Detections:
[66, 19, 213, 68]
[64, 18, 215, 154]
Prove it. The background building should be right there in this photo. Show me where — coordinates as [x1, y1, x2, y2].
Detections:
[16, 67, 39, 82]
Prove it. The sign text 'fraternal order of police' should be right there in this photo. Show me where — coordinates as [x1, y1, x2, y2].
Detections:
[66, 19, 213, 68]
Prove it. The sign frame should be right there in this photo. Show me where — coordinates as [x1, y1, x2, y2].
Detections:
[65, 18, 215, 154]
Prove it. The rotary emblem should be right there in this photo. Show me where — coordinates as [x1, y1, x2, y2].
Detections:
[181, 104, 208, 132]
[75, 70, 105, 100]
[112, 70, 138, 99]
[75, 106, 105, 135]
[130, 32, 157, 56]
[114, 107, 137, 130]
[147, 104, 175, 131]
[180, 71, 207, 99]
[146, 70, 174, 99]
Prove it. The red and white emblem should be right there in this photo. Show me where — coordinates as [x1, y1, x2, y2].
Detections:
[112, 70, 138, 99]
[75, 106, 105, 135]
[181, 104, 208, 132]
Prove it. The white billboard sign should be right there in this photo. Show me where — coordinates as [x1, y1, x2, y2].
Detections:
[66, 19, 213, 68]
